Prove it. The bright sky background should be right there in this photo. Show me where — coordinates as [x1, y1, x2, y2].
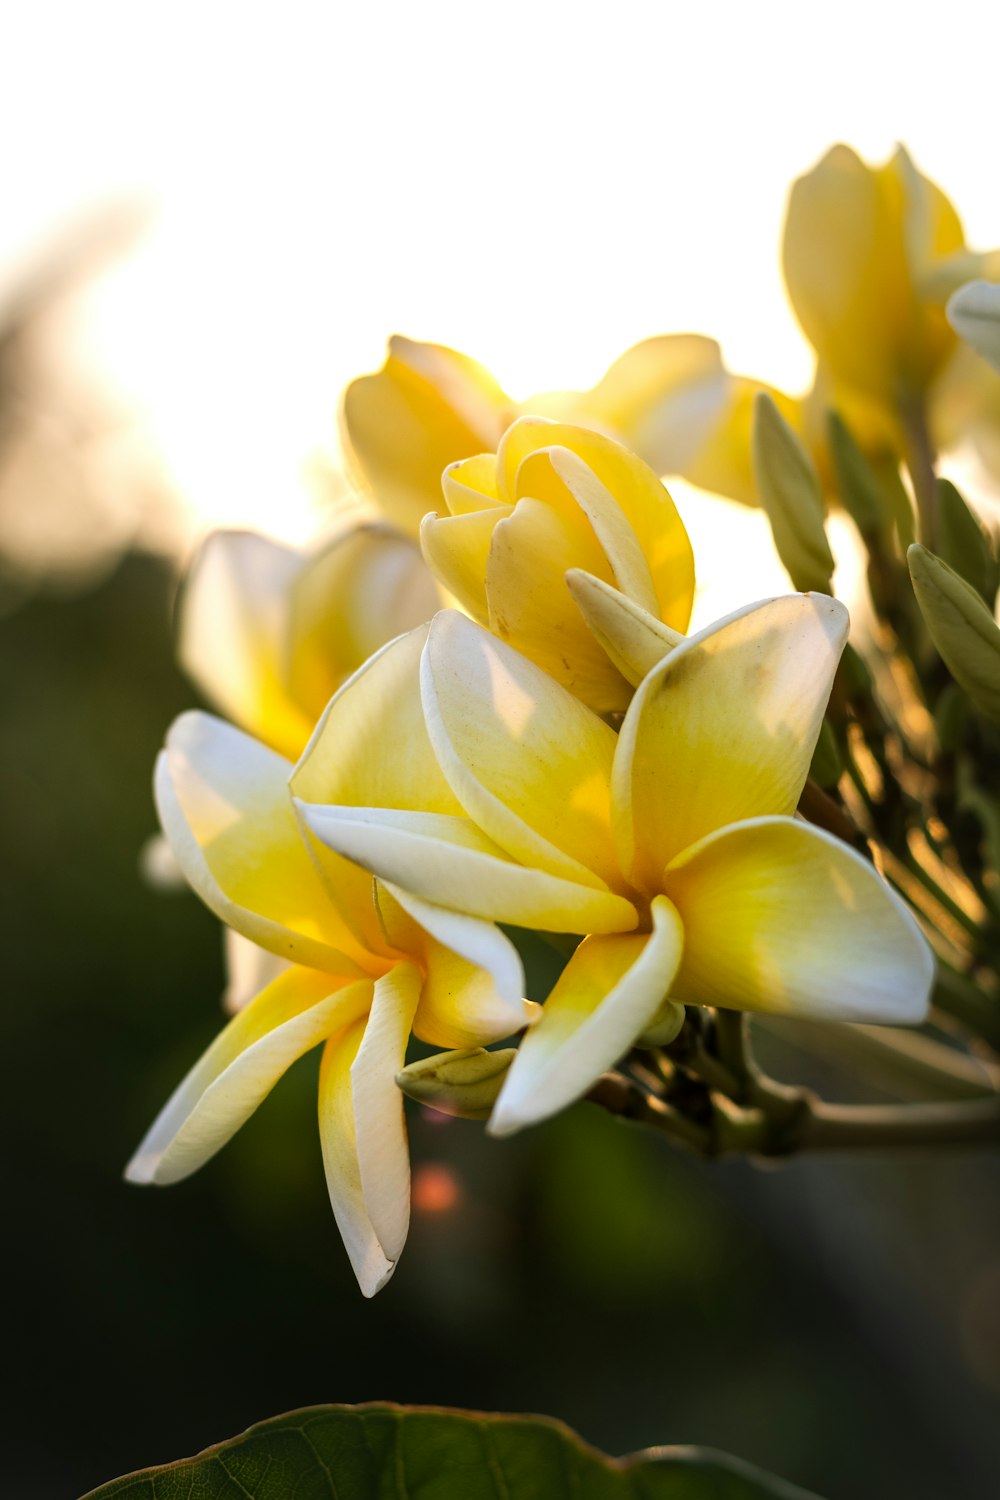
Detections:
[2, 0, 998, 616]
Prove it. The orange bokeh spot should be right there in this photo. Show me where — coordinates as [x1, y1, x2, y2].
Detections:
[412, 1162, 461, 1214]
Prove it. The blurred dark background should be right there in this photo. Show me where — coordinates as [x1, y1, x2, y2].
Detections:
[2, 548, 1000, 1500]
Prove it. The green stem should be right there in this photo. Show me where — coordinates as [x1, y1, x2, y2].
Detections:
[799, 1094, 1000, 1150]
[900, 396, 938, 549]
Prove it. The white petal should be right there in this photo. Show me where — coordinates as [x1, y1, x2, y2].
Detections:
[126, 970, 371, 1185]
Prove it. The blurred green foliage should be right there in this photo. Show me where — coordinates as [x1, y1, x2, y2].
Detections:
[2, 554, 999, 1499]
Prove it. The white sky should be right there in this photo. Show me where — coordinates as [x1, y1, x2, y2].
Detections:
[2, 0, 998, 614]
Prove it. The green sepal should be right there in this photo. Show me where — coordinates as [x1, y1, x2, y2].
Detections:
[397, 1047, 516, 1119]
[935, 478, 998, 606]
[808, 717, 843, 788]
[751, 392, 835, 594]
[908, 543, 1000, 724]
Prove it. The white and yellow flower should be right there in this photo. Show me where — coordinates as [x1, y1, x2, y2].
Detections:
[420, 417, 694, 713]
[127, 626, 533, 1294]
[298, 603, 934, 1137]
[179, 523, 440, 759]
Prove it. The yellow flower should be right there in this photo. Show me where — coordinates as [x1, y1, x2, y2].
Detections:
[178, 523, 440, 760]
[420, 416, 694, 713]
[783, 144, 995, 417]
[126, 626, 534, 1294]
[298, 605, 933, 1135]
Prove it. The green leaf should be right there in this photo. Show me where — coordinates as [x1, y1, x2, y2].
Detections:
[751, 392, 834, 594]
[81, 1403, 824, 1500]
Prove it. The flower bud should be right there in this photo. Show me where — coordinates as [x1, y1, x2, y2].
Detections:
[947, 281, 1000, 377]
[396, 1047, 517, 1120]
[936, 478, 998, 605]
[752, 393, 835, 594]
[908, 543, 1000, 724]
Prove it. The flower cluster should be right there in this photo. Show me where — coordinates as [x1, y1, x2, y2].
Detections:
[129, 141, 1000, 1294]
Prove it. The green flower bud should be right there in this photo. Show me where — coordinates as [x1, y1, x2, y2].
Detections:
[936, 478, 997, 606]
[808, 717, 844, 789]
[908, 544, 1000, 724]
[752, 392, 835, 594]
[826, 409, 886, 541]
[636, 998, 686, 1049]
[396, 1047, 517, 1120]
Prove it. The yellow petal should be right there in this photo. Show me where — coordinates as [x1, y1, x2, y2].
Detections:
[488, 894, 683, 1137]
[613, 595, 849, 887]
[341, 336, 510, 538]
[382, 880, 530, 1043]
[125, 968, 371, 1185]
[682, 377, 804, 509]
[286, 523, 440, 721]
[318, 1018, 395, 1296]
[420, 506, 509, 624]
[665, 817, 934, 1023]
[298, 804, 637, 935]
[498, 417, 694, 630]
[565, 570, 683, 687]
[350, 962, 421, 1263]
[156, 713, 372, 974]
[441, 452, 504, 513]
[423, 610, 623, 889]
[485, 495, 632, 712]
[177, 530, 312, 758]
[290, 624, 461, 957]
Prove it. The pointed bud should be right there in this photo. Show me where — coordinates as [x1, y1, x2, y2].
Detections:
[752, 392, 835, 593]
[908, 544, 1000, 724]
[826, 410, 887, 541]
[935, 479, 998, 606]
[566, 569, 683, 688]
[396, 1047, 517, 1120]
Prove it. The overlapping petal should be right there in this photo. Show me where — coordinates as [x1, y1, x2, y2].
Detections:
[126, 968, 372, 1185]
[156, 712, 373, 974]
[489, 895, 683, 1136]
[565, 570, 682, 687]
[664, 817, 934, 1023]
[612, 595, 849, 888]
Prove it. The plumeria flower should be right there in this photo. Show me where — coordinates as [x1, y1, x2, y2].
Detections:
[420, 417, 694, 713]
[299, 603, 934, 1138]
[179, 522, 440, 760]
[126, 626, 533, 1294]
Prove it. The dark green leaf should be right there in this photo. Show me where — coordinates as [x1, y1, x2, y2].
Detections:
[81, 1403, 824, 1500]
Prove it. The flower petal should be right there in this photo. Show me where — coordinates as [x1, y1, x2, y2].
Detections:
[420, 505, 508, 624]
[382, 880, 530, 1042]
[298, 804, 637, 935]
[422, 610, 623, 889]
[177, 529, 311, 757]
[613, 594, 849, 887]
[318, 1019, 395, 1297]
[489, 894, 683, 1137]
[341, 336, 510, 538]
[350, 962, 421, 1263]
[126, 969, 371, 1185]
[286, 523, 440, 720]
[665, 816, 934, 1023]
[156, 713, 371, 973]
[565, 569, 683, 687]
[497, 418, 694, 630]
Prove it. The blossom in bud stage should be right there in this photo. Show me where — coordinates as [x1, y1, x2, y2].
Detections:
[908, 544, 1000, 725]
[126, 630, 535, 1295]
[948, 281, 1000, 377]
[179, 524, 440, 760]
[396, 1047, 517, 1120]
[299, 606, 934, 1138]
[420, 417, 694, 713]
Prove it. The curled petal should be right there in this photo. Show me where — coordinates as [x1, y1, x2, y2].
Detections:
[156, 712, 371, 973]
[666, 816, 934, 1023]
[126, 970, 371, 1185]
[613, 594, 849, 888]
[350, 963, 421, 1264]
[298, 804, 637, 935]
[489, 895, 683, 1137]
[566, 569, 683, 687]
